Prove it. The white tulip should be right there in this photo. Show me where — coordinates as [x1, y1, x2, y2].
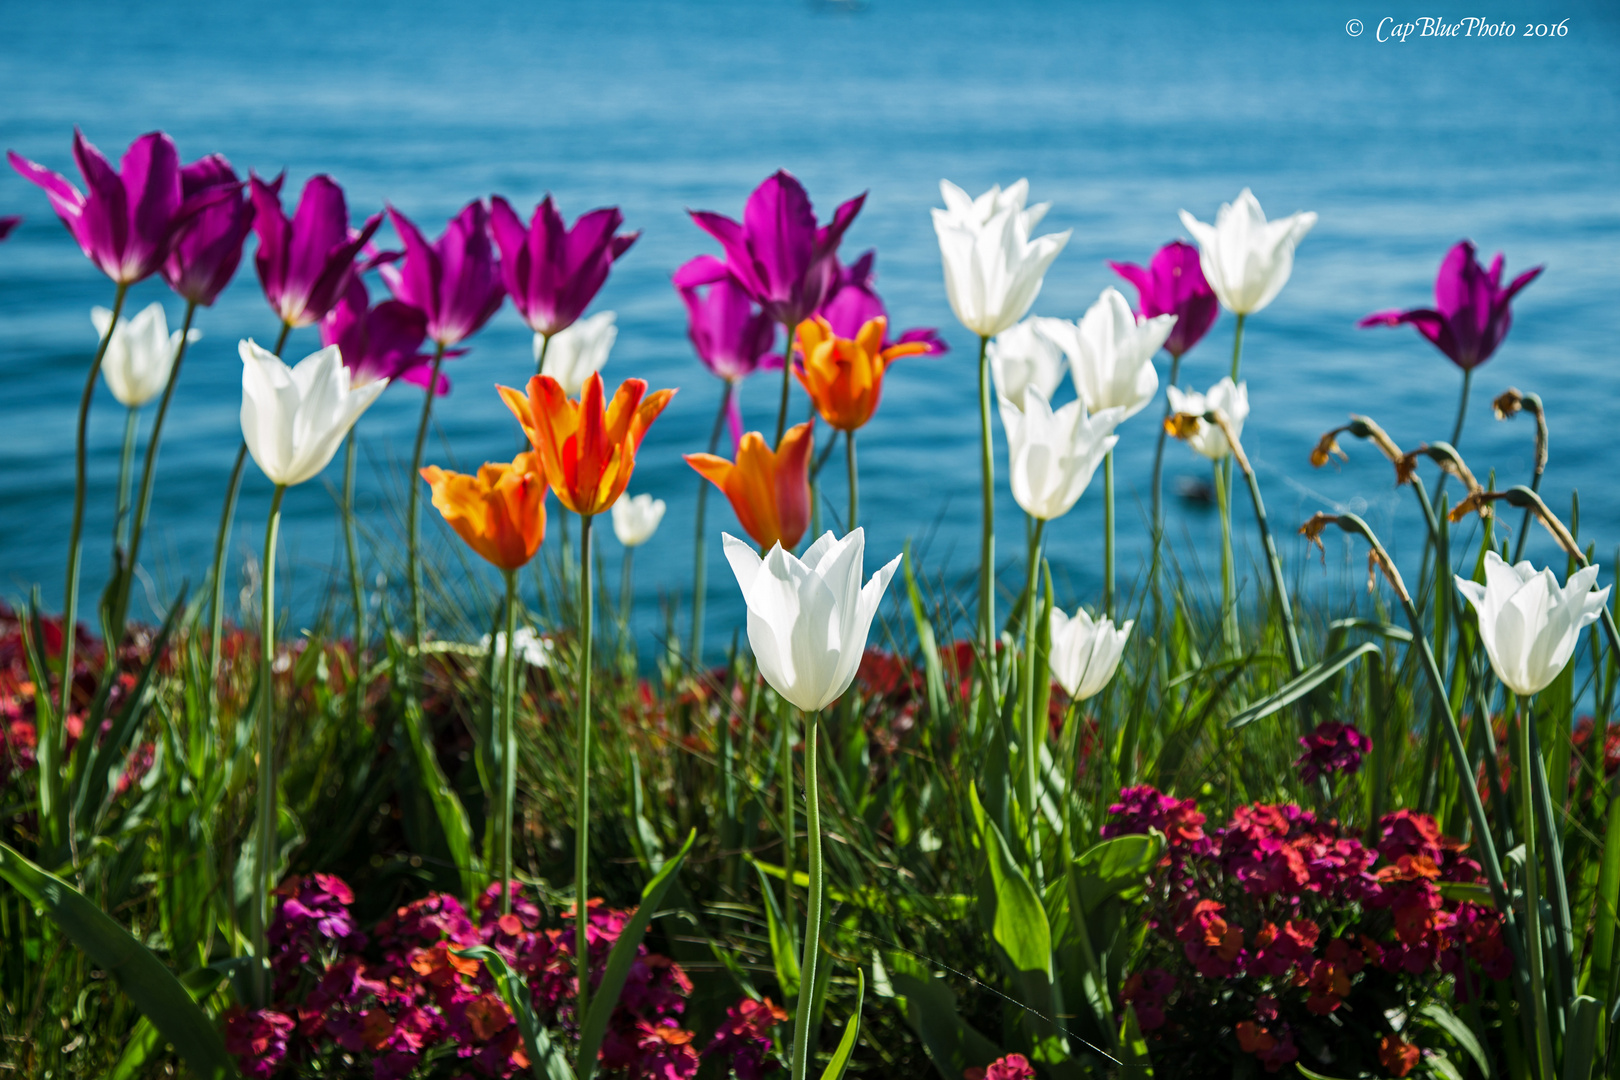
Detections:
[1178, 189, 1317, 316]
[988, 318, 1069, 410]
[999, 387, 1123, 521]
[93, 303, 201, 408]
[723, 528, 902, 712]
[612, 492, 666, 548]
[239, 339, 387, 487]
[1454, 552, 1610, 698]
[1049, 607, 1133, 701]
[1164, 378, 1249, 460]
[933, 179, 1071, 339]
[1040, 288, 1173, 421]
[537, 310, 616, 397]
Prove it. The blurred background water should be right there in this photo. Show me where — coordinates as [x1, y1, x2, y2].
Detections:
[1, 0, 1617, 659]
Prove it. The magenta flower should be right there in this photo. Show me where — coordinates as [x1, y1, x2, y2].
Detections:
[818, 251, 948, 355]
[489, 194, 638, 337]
[162, 154, 253, 306]
[321, 277, 444, 393]
[1295, 721, 1372, 783]
[688, 169, 865, 327]
[1358, 240, 1543, 370]
[0, 217, 18, 241]
[251, 172, 382, 329]
[1108, 240, 1219, 360]
[380, 201, 505, 348]
[674, 258, 780, 381]
[7, 129, 202, 284]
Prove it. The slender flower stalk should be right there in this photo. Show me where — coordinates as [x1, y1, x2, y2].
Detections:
[690, 383, 735, 664]
[252, 482, 287, 1005]
[1166, 378, 1248, 649]
[977, 335, 996, 691]
[408, 342, 449, 651]
[846, 431, 858, 531]
[1516, 704, 1554, 1080]
[1021, 518, 1046, 874]
[342, 431, 365, 714]
[55, 280, 128, 823]
[790, 708, 824, 1080]
[1493, 390, 1549, 563]
[574, 512, 595, 1021]
[114, 406, 138, 553]
[499, 568, 519, 913]
[109, 299, 200, 641]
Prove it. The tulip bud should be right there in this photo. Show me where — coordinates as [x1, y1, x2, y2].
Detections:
[611, 492, 666, 549]
[94, 303, 200, 408]
[1048, 607, 1132, 701]
[1455, 552, 1609, 698]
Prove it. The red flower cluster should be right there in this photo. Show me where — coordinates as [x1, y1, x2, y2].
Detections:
[1571, 716, 1620, 780]
[226, 876, 779, 1080]
[962, 1052, 1036, 1080]
[1106, 788, 1507, 1076]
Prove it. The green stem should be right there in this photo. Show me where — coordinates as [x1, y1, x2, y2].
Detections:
[1434, 368, 1471, 505]
[1231, 445, 1302, 676]
[408, 343, 448, 652]
[1023, 518, 1046, 881]
[535, 331, 551, 377]
[575, 513, 595, 1025]
[209, 323, 290, 729]
[111, 298, 198, 642]
[1150, 352, 1183, 550]
[846, 429, 858, 533]
[620, 547, 634, 639]
[780, 699, 796, 960]
[1215, 458, 1237, 652]
[691, 381, 734, 666]
[54, 279, 128, 847]
[500, 569, 518, 915]
[774, 321, 795, 447]
[1228, 312, 1246, 382]
[114, 407, 138, 555]
[253, 483, 287, 1007]
[1517, 704, 1554, 1080]
[1102, 450, 1115, 619]
[208, 445, 249, 727]
[343, 429, 366, 719]
[977, 335, 997, 694]
[790, 710, 824, 1080]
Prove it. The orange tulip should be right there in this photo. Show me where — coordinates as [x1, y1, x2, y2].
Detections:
[420, 452, 548, 571]
[793, 315, 930, 432]
[686, 421, 814, 552]
[498, 372, 675, 517]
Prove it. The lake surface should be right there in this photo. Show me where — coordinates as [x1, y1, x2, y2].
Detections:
[2, 0, 1618, 659]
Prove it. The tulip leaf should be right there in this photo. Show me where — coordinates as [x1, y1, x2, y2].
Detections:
[902, 544, 949, 729]
[1073, 833, 1165, 915]
[888, 968, 1003, 1080]
[974, 788, 1052, 978]
[818, 968, 865, 1080]
[0, 841, 237, 1079]
[1226, 641, 1384, 729]
[576, 829, 696, 1080]
[1561, 995, 1603, 1080]
[1293, 1066, 1356, 1080]
[107, 966, 226, 1080]
[1418, 1001, 1491, 1079]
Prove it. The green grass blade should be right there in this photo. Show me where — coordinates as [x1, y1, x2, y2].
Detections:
[455, 944, 576, 1080]
[0, 841, 238, 1079]
[818, 968, 865, 1080]
[575, 828, 696, 1080]
[1226, 641, 1382, 729]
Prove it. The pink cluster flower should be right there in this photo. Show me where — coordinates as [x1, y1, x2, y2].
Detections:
[1107, 788, 1508, 1077]
[1294, 721, 1371, 783]
[702, 996, 788, 1080]
[229, 875, 711, 1080]
[963, 1052, 1036, 1080]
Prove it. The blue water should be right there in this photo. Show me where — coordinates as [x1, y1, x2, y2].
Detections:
[2, 0, 1618, 657]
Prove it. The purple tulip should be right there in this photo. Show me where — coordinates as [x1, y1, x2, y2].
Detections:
[1358, 240, 1543, 371]
[689, 170, 865, 328]
[674, 257, 781, 382]
[380, 201, 504, 348]
[7, 129, 202, 284]
[488, 195, 638, 337]
[0, 217, 19, 242]
[1108, 240, 1219, 360]
[818, 251, 948, 356]
[321, 276, 445, 394]
[251, 173, 383, 329]
[162, 154, 253, 307]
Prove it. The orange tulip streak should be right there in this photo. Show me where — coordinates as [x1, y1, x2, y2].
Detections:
[686, 421, 814, 552]
[420, 451, 549, 571]
[499, 372, 675, 517]
[794, 315, 929, 432]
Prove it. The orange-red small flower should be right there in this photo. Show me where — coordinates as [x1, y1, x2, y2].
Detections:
[499, 373, 675, 517]
[793, 315, 929, 432]
[420, 452, 548, 571]
[685, 421, 813, 552]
